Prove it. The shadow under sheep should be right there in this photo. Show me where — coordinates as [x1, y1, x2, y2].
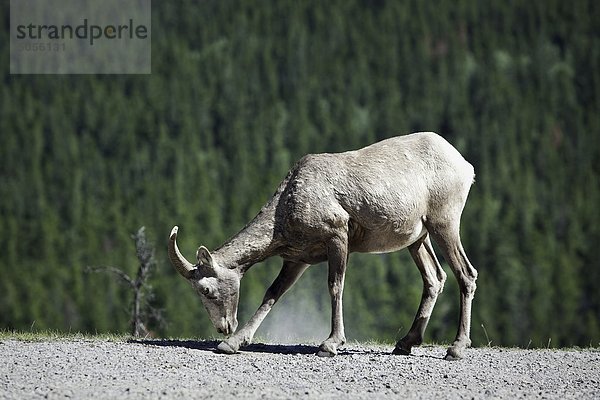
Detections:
[130, 339, 397, 356]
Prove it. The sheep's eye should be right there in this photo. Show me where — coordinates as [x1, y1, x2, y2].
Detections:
[202, 287, 217, 299]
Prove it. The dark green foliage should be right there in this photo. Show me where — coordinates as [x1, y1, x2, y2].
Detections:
[0, 0, 598, 347]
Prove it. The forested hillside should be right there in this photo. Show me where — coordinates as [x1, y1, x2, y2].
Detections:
[1, 0, 598, 348]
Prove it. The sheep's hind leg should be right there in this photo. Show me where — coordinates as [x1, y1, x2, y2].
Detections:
[428, 223, 477, 360]
[393, 235, 447, 355]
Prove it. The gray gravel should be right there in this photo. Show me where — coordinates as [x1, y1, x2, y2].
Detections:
[1, 339, 598, 399]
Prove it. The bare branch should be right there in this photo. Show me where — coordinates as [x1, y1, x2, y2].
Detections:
[85, 265, 135, 288]
[85, 226, 161, 337]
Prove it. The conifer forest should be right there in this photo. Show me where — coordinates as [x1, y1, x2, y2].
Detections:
[1, 0, 599, 348]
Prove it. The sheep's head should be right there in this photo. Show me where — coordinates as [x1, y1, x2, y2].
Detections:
[168, 226, 240, 335]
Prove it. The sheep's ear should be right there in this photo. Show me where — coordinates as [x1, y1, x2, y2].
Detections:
[196, 246, 213, 267]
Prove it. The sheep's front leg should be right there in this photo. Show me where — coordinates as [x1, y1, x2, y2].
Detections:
[217, 261, 309, 354]
[318, 235, 349, 357]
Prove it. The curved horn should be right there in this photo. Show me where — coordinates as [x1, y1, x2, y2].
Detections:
[168, 226, 195, 279]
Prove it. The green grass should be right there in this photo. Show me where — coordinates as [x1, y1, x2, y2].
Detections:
[353, 338, 396, 347]
[0, 329, 129, 342]
[2, 330, 597, 351]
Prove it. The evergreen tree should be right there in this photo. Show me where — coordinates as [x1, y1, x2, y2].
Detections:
[0, 0, 598, 347]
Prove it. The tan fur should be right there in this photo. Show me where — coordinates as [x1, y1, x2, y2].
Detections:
[169, 132, 477, 360]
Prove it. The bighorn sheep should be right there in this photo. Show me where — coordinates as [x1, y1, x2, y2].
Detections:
[168, 132, 477, 360]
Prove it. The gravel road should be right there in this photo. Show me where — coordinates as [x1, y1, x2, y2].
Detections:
[1, 338, 598, 399]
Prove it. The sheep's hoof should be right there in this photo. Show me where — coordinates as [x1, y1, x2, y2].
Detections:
[392, 346, 411, 356]
[216, 341, 237, 354]
[444, 346, 464, 361]
[317, 350, 336, 357]
[317, 341, 338, 357]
